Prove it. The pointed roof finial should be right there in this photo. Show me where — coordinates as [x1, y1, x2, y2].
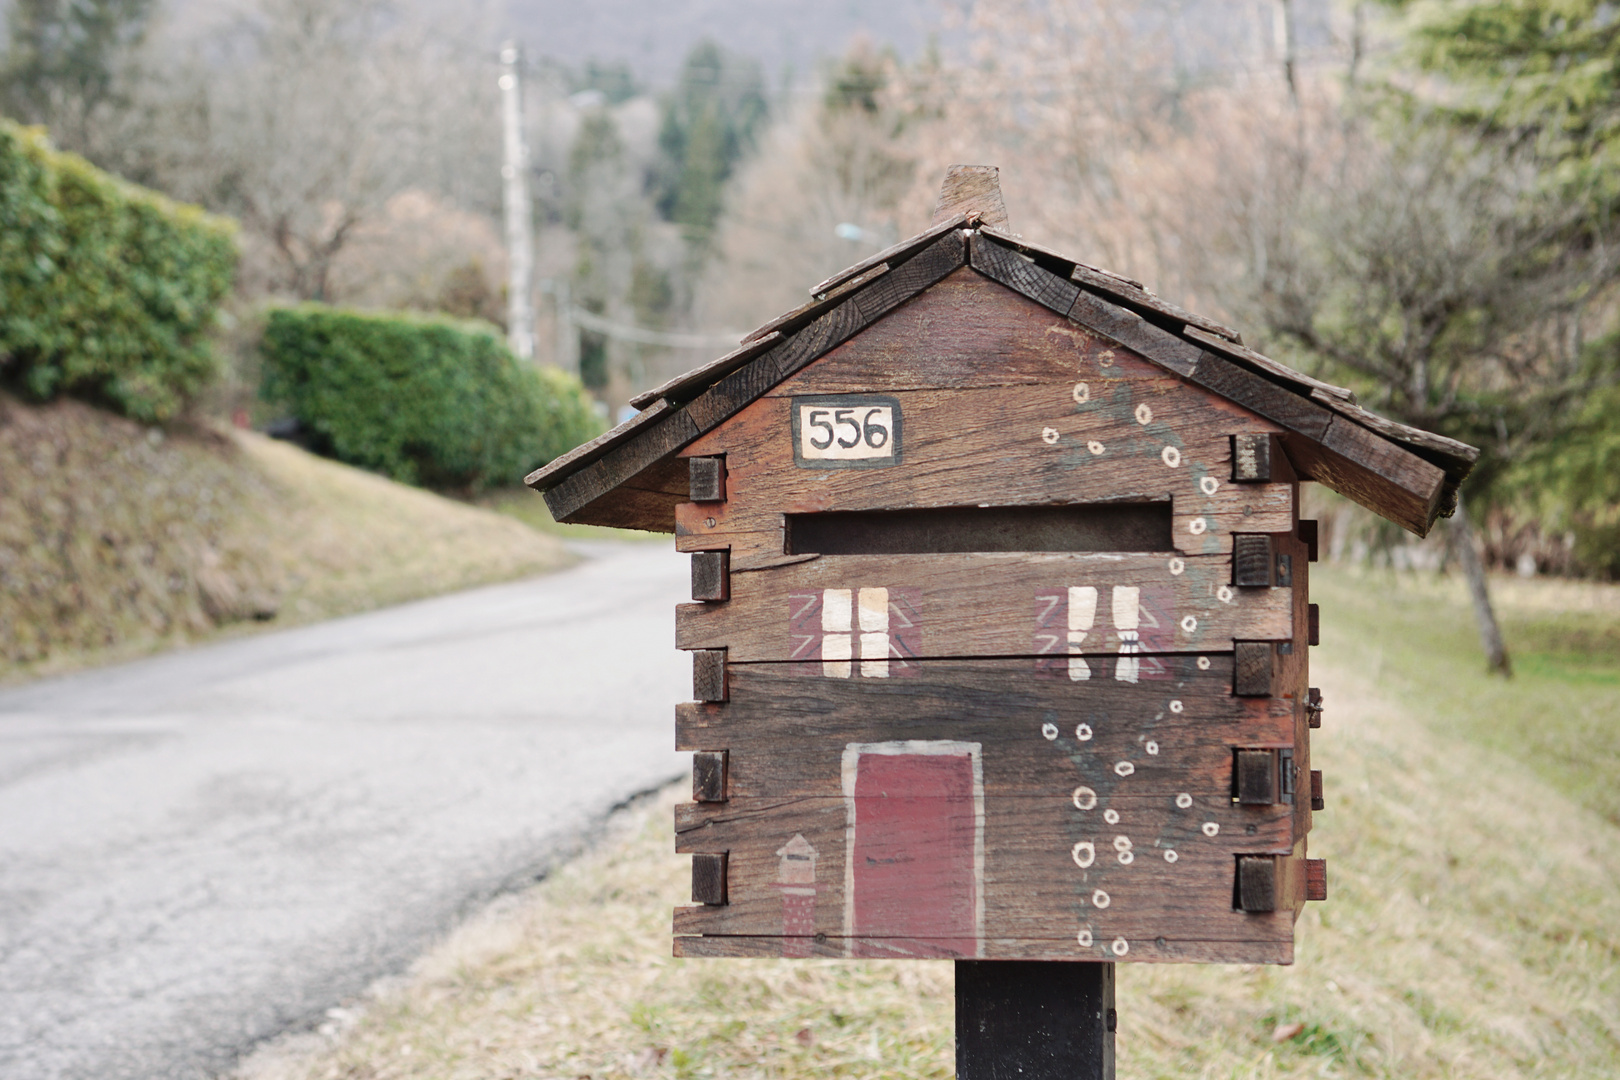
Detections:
[932, 165, 1008, 228]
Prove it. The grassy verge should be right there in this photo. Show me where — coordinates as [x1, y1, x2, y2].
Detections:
[1310, 566, 1620, 825]
[233, 567, 1620, 1080]
[0, 393, 574, 683]
[480, 487, 667, 544]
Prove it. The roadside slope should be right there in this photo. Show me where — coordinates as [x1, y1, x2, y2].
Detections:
[0, 393, 571, 682]
[231, 569, 1620, 1080]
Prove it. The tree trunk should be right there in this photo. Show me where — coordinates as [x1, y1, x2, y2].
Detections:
[1447, 494, 1511, 676]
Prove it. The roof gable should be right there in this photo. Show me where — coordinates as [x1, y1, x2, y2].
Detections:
[528, 177, 1477, 538]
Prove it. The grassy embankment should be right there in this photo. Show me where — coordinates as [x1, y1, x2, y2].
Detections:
[235, 566, 1620, 1080]
[0, 393, 577, 684]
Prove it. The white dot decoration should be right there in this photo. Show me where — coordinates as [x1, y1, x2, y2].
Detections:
[1180, 615, 1199, 633]
[1087, 440, 1106, 455]
[1114, 761, 1135, 777]
[1118, 850, 1134, 865]
[1200, 475, 1220, 496]
[1168, 557, 1185, 576]
[1202, 821, 1220, 837]
[1146, 740, 1160, 755]
[1188, 516, 1208, 535]
[1175, 793, 1194, 809]
[1103, 808, 1120, 825]
[1073, 786, 1098, 810]
[1092, 889, 1111, 909]
[1164, 849, 1179, 863]
[1077, 928, 1093, 947]
[1161, 445, 1182, 467]
[1113, 835, 1133, 852]
[1042, 722, 1059, 740]
[1134, 403, 1153, 425]
[1072, 841, 1096, 868]
[1169, 699, 1184, 713]
[1099, 349, 1116, 366]
[1042, 426, 1060, 445]
[1196, 656, 1211, 670]
[1073, 382, 1091, 404]
[1112, 937, 1130, 956]
[1075, 723, 1093, 741]
[1217, 585, 1235, 604]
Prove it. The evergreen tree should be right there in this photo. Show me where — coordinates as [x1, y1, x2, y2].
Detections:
[1397, 0, 1620, 244]
[652, 40, 767, 242]
[0, 0, 154, 151]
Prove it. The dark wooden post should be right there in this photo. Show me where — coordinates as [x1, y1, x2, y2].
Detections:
[956, 961, 1115, 1080]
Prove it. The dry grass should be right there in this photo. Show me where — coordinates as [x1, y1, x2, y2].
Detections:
[0, 394, 572, 683]
[232, 569, 1620, 1080]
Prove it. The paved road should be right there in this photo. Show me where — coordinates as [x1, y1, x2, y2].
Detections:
[0, 543, 688, 1080]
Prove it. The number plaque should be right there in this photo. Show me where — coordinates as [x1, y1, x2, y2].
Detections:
[792, 395, 902, 468]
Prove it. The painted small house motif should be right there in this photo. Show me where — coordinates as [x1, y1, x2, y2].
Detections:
[528, 167, 1477, 965]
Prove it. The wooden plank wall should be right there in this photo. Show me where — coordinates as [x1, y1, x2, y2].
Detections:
[669, 267, 1320, 962]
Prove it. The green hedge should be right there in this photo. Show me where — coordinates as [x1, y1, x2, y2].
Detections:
[0, 121, 238, 423]
[260, 305, 603, 491]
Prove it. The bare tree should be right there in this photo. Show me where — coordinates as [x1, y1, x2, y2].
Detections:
[1164, 92, 1601, 674]
[125, 0, 498, 301]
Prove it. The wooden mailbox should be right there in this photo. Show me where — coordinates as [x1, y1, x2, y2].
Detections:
[528, 167, 1477, 969]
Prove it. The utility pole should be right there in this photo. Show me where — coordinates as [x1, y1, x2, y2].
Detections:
[1274, 0, 1297, 101]
[500, 40, 535, 361]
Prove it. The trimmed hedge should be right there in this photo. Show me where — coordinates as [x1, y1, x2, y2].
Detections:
[0, 121, 238, 423]
[260, 305, 603, 491]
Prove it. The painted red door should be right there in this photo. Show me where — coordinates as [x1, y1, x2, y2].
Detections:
[849, 750, 979, 957]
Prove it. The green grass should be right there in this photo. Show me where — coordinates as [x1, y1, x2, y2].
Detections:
[233, 567, 1620, 1080]
[1311, 565, 1620, 824]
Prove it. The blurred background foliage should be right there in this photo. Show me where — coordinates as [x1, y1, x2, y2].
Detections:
[0, 0, 1618, 587]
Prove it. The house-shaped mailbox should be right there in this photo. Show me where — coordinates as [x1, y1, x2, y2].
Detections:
[528, 168, 1478, 965]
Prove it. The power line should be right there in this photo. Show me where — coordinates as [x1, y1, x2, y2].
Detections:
[566, 304, 747, 350]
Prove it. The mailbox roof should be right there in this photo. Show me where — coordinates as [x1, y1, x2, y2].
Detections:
[527, 217, 1478, 537]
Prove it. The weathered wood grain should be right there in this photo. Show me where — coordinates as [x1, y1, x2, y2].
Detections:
[544, 408, 700, 523]
[628, 332, 783, 411]
[1188, 355, 1334, 443]
[1238, 856, 1277, 912]
[777, 269, 1125, 395]
[676, 658, 1301, 797]
[933, 165, 1009, 227]
[691, 852, 728, 905]
[1232, 433, 1274, 482]
[692, 649, 726, 702]
[673, 796, 1297, 949]
[672, 933, 1291, 965]
[678, 383, 1297, 567]
[744, 264, 890, 345]
[969, 232, 1081, 316]
[693, 750, 728, 803]
[1182, 325, 1355, 405]
[811, 212, 967, 298]
[1305, 858, 1327, 902]
[685, 233, 967, 439]
[526, 399, 676, 491]
[1308, 604, 1320, 647]
[1235, 750, 1279, 805]
[1233, 642, 1274, 697]
[1233, 535, 1273, 587]
[1310, 770, 1324, 812]
[688, 456, 725, 503]
[674, 552, 1294, 660]
[690, 550, 729, 602]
